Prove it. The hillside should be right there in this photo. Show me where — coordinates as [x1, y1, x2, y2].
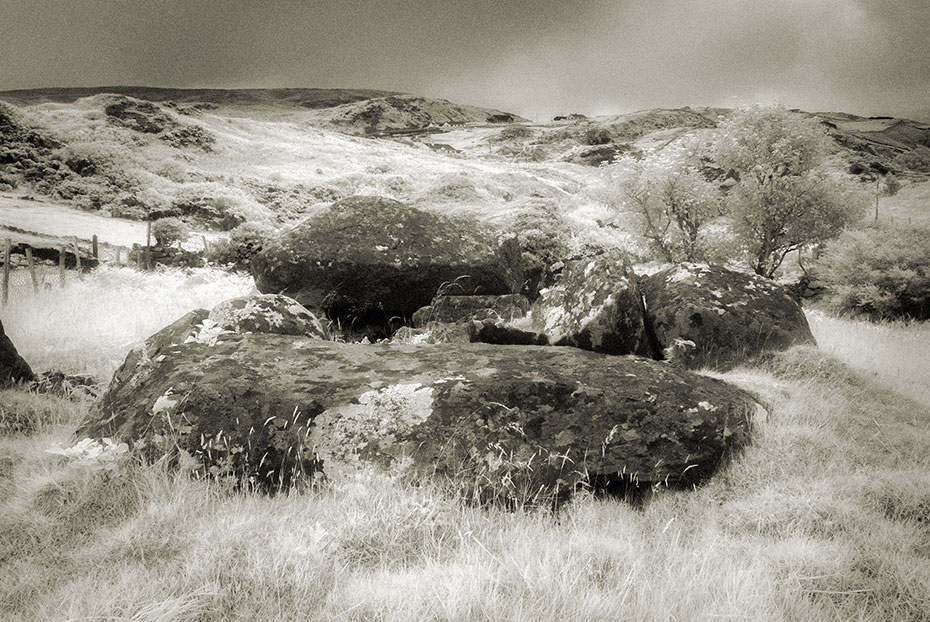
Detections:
[0, 90, 604, 249]
[1, 88, 929, 261]
[0, 87, 401, 109]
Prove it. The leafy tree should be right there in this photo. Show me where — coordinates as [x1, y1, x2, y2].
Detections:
[882, 174, 902, 197]
[151, 217, 189, 248]
[608, 134, 724, 262]
[713, 106, 869, 277]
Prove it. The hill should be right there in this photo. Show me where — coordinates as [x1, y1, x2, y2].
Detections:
[1, 88, 928, 261]
[0, 87, 401, 108]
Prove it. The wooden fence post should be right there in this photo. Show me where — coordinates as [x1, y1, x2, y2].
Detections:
[25, 247, 39, 293]
[115, 247, 121, 265]
[145, 221, 152, 271]
[92, 234, 98, 258]
[2, 238, 9, 307]
[201, 235, 209, 254]
[59, 246, 66, 287]
[72, 237, 82, 272]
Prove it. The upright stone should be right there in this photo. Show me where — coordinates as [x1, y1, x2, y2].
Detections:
[0, 319, 35, 386]
[531, 251, 654, 357]
[640, 263, 816, 370]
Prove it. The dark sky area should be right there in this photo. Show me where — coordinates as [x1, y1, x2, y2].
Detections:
[2, 0, 928, 121]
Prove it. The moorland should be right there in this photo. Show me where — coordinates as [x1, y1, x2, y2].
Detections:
[1, 87, 929, 621]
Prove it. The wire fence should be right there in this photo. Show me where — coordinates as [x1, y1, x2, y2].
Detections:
[5, 265, 62, 293]
[1, 236, 100, 307]
[1, 225, 216, 307]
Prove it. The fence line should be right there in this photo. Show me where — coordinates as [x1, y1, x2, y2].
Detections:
[1, 229, 215, 307]
[0, 235, 104, 308]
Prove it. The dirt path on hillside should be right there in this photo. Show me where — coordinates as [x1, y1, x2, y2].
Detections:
[0, 194, 222, 251]
[0, 195, 148, 247]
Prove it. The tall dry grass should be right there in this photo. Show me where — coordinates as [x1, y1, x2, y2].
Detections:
[3, 343, 930, 621]
[2, 272, 930, 620]
[807, 309, 930, 408]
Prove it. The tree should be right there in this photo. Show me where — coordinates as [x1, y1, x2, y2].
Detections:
[608, 134, 724, 262]
[713, 106, 869, 277]
[151, 217, 189, 248]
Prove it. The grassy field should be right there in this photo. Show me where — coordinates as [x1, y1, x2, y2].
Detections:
[12, 96, 608, 235]
[807, 310, 930, 408]
[1, 265, 253, 380]
[877, 181, 930, 229]
[2, 270, 930, 620]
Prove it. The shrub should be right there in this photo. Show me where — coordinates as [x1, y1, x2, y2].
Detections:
[498, 125, 532, 141]
[151, 217, 189, 248]
[206, 222, 276, 270]
[894, 147, 930, 173]
[583, 127, 612, 145]
[606, 134, 723, 263]
[161, 124, 215, 150]
[815, 226, 930, 320]
[883, 173, 901, 197]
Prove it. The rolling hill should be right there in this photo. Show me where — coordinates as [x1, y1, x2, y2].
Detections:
[1, 87, 928, 261]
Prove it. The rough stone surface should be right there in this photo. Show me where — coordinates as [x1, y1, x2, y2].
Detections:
[411, 294, 529, 328]
[0, 319, 35, 386]
[531, 252, 654, 357]
[640, 263, 816, 370]
[390, 325, 470, 345]
[208, 294, 329, 339]
[251, 196, 524, 327]
[81, 334, 760, 496]
[102, 309, 209, 400]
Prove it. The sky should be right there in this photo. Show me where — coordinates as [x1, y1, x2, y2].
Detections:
[1, 0, 928, 121]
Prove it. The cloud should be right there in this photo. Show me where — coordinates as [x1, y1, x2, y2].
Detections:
[0, 0, 926, 120]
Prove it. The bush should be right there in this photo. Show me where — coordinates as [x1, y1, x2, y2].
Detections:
[498, 126, 532, 141]
[815, 226, 930, 320]
[894, 147, 930, 173]
[206, 222, 275, 270]
[151, 217, 189, 248]
[713, 106, 870, 277]
[583, 128, 612, 145]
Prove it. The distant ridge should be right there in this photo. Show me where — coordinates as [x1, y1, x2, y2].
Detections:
[0, 86, 403, 108]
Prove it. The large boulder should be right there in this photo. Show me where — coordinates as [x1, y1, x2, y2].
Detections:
[0, 320, 35, 386]
[103, 309, 209, 398]
[80, 332, 760, 498]
[250, 196, 524, 332]
[640, 264, 816, 370]
[208, 294, 329, 339]
[531, 252, 654, 357]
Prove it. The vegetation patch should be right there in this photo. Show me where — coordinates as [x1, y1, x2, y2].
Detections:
[814, 226, 930, 320]
[205, 222, 276, 271]
[104, 96, 215, 150]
